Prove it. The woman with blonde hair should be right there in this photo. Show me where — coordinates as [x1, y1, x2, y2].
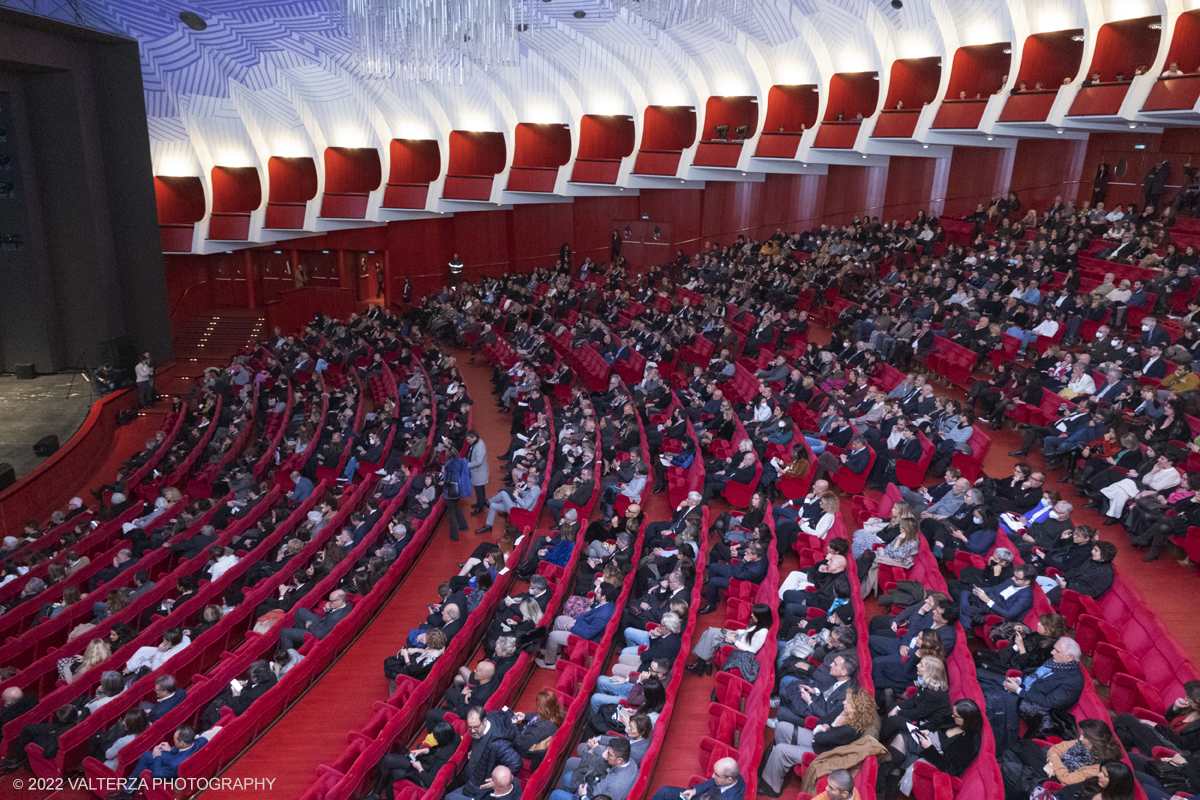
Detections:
[59, 638, 111, 684]
[875, 630, 946, 696]
[853, 502, 915, 559]
[878, 656, 953, 744]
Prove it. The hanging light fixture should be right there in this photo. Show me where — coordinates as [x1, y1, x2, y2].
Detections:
[332, 0, 532, 81]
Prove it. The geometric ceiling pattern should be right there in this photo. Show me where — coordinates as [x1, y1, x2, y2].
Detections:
[4, 0, 1194, 252]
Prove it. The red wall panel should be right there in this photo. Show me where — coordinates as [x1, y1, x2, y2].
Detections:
[699, 96, 759, 141]
[761, 85, 819, 133]
[210, 167, 262, 214]
[388, 139, 441, 184]
[452, 210, 513, 274]
[1015, 30, 1084, 87]
[639, 106, 698, 151]
[576, 115, 636, 160]
[1143, 76, 1200, 111]
[1078, 129, 1200, 210]
[512, 202, 573, 270]
[154, 176, 205, 225]
[944, 44, 1011, 100]
[872, 111, 921, 138]
[882, 156, 943, 222]
[824, 73, 880, 121]
[447, 131, 507, 176]
[999, 92, 1059, 122]
[1085, 17, 1163, 81]
[1009, 137, 1087, 211]
[267, 157, 318, 204]
[572, 194, 640, 265]
[512, 124, 572, 168]
[932, 100, 988, 129]
[884, 57, 942, 109]
[638, 188, 703, 251]
[1164, 10, 1200, 70]
[323, 147, 383, 194]
[944, 146, 1014, 215]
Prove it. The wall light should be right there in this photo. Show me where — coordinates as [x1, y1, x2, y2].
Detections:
[462, 114, 492, 132]
[1071, 35, 1085, 42]
[1134, 143, 1147, 150]
[275, 139, 307, 157]
[157, 156, 197, 177]
[334, 128, 367, 147]
[218, 149, 252, 167]
[397, 122, 431, 139]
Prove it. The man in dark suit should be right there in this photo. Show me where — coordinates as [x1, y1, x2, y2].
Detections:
[0, 687, 37, 729]
[978, 637, 1085, 751]
[146, 675, 187, 723]
[445, 707, 523, 800]
[700, 450, 757, 503]
[698, 544, 767, 613]
[645, 491, 703, 548]
[959, 564, 1036, 626]
[811, 435, 871, 485]
[867, 425, 923, 491]
[649, 756, 745, 800]
[108, 725, 207, 799]
[1129, 345, 1168, 379]
[426, 661, 500, 728]
[870, 598, 959, 657]
[279, 589, 352, 651]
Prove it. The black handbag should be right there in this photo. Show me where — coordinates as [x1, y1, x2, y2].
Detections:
[1144, 760, 1193, 793]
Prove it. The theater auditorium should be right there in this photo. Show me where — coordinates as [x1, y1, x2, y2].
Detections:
[1, 2, 1200, 799]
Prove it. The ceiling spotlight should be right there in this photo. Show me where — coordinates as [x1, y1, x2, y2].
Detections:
[714, 124, 730, 140]
[922, 144, 928, 148]
[1071, 35, 1085, 42]
[1002, 48, 1012, 54]
[1148, 22, 1162, 30]
[862, 154, 868, 158]
[1128, 123, 1138, 129]
[986, 136, 994, 141]
[1056, 128, 1064, 134]
[179, 11, 207, 30]
[734, 125, 749, 140]
[516, 23, 529, 32]
[891, 0, 903, 8]
[574, 9, 586, 17]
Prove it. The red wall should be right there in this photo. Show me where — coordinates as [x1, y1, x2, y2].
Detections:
[885, 57, 942, 109]
[1078, 128, 1200, 210]
[1009, 137, 1087, 211]
[944, 146, 1014, 215]
[945, 44, 1011, 99]
[762, 85, 819, 132]
[824, 73, 880, 121]
[1016, 30, 1085, 87]
[1086, 17, 1163, 80]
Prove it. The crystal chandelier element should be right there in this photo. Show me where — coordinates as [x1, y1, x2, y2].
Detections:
[607, 0, 743, 27]
[332, 0, 530, 81]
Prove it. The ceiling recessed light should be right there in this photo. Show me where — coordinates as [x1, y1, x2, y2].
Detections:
[574, 9, 586, 18]
[891, 0, 903, 8]
[516, 23, 529, 32]
[179, 11, 207, 31]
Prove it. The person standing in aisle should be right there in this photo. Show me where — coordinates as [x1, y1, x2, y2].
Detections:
[135, 353, 156, 408]
[467, 430, 489, 515]
[443, 449, 471, 541]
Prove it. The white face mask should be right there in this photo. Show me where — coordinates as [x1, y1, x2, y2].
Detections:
[1143, 323, 1153, 332]
[1096, 331, 1106, 340]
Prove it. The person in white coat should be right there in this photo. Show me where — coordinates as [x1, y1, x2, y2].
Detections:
[1099, 452, 1182, 520]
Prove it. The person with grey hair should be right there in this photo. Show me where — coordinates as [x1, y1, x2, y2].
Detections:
[86, 671, 126, 714]
[1014, 501, 1076, 560]
[611, 612, 681, 680]
[958, 564, 1035, 626]
[978, 636, 1084, 751]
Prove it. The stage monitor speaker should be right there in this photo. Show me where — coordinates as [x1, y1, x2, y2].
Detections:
[99, 335, 138, 369]
[33, 435, 59, 457]
[13, 363, 35, 380]
[0, 463, 14, 491]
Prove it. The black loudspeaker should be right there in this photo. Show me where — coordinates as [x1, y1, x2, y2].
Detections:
[13, 363, 35, 380]
[99, 335, 138, 369]
[33, 435, 59, 457]
[0, 463, 14, 491]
